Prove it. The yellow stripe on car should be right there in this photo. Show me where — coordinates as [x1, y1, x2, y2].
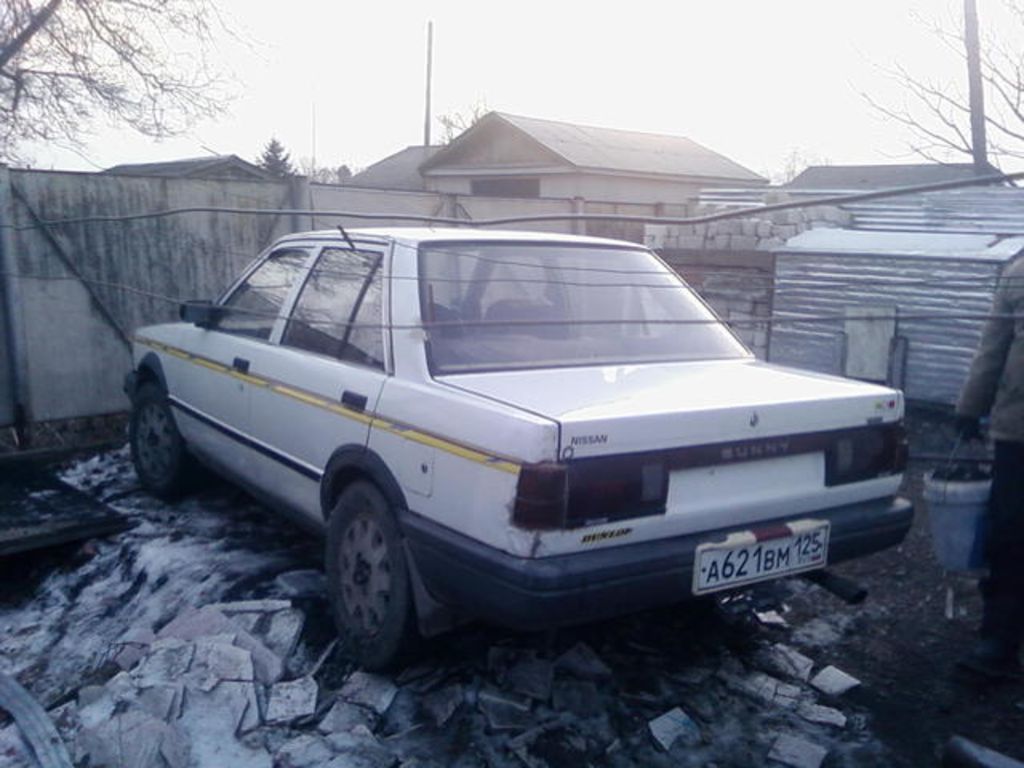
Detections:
[135, 337, 520, 475]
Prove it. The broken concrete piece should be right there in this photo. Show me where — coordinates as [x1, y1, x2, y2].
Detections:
[477, 688, 533, 732]
[177, 682, 269, 767]
[318, 699, 376, 734]
[132, 639, 196, 688]
[555, 642, 612, 680]
[157, 606, 284, 684]
[136, 683, 185, 721]
[189, 638, 255, 692]
[262, 608, 305, 660]
[77, 708, 190, 768]
[274, 569, 327, 598]
[505, 657, 554, 701]
[266, 677, 319, 724]
[275, 734, 336, 768]
[797, 703, 847, 728]
[551, 679, 602, 718]
[324, 731, 398, 768]
[755, 610, 789, 627]
[340, 671, 398, 715]
[648, 707, 701, 751]
[760, 643, 815, 682]
[768, 733, 828, 768]
[721, 671, 801, 709]
[810, 666, 861, 696]
[422, 684, 462, 727]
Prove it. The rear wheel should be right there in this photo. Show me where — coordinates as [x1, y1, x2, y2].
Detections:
[129, 383, 195, 498]
[326, 480, 417, 670]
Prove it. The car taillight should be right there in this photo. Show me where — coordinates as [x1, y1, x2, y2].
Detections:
[825, 423, 907, 486]
[566, 456, 668, 527]
[512, 462, 568, 530]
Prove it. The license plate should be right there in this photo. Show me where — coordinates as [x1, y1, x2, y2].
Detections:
[692, 520, 830, 595]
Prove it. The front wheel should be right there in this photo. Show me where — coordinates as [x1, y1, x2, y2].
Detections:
[129, 383, 195, 499]
[325, 481, 418, 670]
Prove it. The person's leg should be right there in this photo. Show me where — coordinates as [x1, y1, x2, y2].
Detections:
[964, 440, 1024, 674]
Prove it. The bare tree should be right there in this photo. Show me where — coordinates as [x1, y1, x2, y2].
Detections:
[437, 100, 490, 144]
[862, 2, 1024, 166]
[1, 0, 229, 163]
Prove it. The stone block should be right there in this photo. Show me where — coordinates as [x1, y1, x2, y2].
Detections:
[275, 734, 335, 768]
[274, 569, 327, 598]
[730, 235, 758, 251]
[263, 608, 305, 660]
[810, 666, 860, 696]
[758, 643, 815, 682]
[189, 638, 255, 692]
[77, 709, 190, 768]
[797, 702, 847, 728]
[648, 707, 701, 751]
[768, 733, 828, 768]
[477, 688, 533, 732]
[551, 679, 602, 718]
[132, 639, 196, 688]
[318, 699, 376, 734]
[266, 677, 319, 724]
[422, 684, 462, 727]
[340, 671, 398, 715]
[505, 656, 553, 701]
[554, 642, 612, 680]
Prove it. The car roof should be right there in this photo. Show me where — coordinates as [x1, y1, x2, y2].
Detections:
[274, 227, 645, 250]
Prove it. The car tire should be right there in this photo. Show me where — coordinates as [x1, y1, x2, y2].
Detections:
[129, 382, 195, 499]
[326, 480, 418, 671]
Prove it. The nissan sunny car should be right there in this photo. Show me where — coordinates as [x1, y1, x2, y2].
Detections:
[125, 228, 913, 668]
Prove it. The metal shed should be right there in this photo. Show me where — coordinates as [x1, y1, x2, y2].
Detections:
[768, 228, 1024, 406]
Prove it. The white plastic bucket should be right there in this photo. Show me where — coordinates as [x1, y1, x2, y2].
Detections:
[923, 470, 991, 571]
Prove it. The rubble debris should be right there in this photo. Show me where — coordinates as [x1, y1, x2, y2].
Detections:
[768, 733, 828, 768]
[274, 569, 327, 598]
[77, 708, 188, 768]
[275, 734, 336, 768]
[720, 671, 801, 709]
[554, 642, 612, 680]
[648, 707, 702, 751]
[110, 626, 157, 671]
[477, 688, 533, 732]
[757, 643, 815, 682]
[318, 699, 377, 734]
[810, 666, 861, 696]
[755, 610, 789, 627]
[266, 677, 319, 724]
[797, 703, 847, 729]
[189, 637, 255, 691]
[340, 671, 399, 716]
[0, 671, 74, 768]
[551, 679, 602, 718]
[262, 608, 305, 660]
[667, 665, 715, 686]
[422, 684, 463, 727]
[505, 656, 554, 701]
[157, 605, 284, 684]
[324, 728, 398, 768]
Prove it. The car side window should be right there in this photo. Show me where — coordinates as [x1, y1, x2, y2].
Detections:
[216, 248, 310, 339]
[282, 247, 384, 369]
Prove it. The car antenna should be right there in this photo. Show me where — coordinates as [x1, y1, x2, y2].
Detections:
[336, 224, 357, 250]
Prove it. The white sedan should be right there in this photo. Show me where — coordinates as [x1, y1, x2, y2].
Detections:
[125, 228, 912, 669]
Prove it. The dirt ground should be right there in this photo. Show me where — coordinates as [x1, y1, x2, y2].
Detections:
[782, 407, 1024, 765]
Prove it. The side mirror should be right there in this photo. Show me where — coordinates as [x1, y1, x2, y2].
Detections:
[179, 300, 221, 328]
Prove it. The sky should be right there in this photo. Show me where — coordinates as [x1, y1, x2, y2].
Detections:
[19, 0, 1020, 181]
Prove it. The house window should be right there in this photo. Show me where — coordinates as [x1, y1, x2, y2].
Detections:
[470, 177, 541, 198]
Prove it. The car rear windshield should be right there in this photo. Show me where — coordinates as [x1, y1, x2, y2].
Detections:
[418, 242, 749, 374]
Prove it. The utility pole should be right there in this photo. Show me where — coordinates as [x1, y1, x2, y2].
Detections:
[964, 0, 989, 172]
[424, 21, 433, 147]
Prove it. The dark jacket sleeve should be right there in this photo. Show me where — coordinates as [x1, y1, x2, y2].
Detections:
[957, 274, 1016, 418]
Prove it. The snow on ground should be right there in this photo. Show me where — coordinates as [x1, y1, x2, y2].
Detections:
[0, 448, 901, 767]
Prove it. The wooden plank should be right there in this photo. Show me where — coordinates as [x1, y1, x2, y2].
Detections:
[0, 515, 130, 558]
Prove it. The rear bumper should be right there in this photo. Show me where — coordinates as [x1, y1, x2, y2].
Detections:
[401, 496, 914, 631]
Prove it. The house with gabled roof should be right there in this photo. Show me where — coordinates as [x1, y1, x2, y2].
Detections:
[416, 112, 766, 205]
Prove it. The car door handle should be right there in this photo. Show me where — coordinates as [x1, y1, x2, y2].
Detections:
[232, 357, 250, 374]
[341, 390, 368, 412]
